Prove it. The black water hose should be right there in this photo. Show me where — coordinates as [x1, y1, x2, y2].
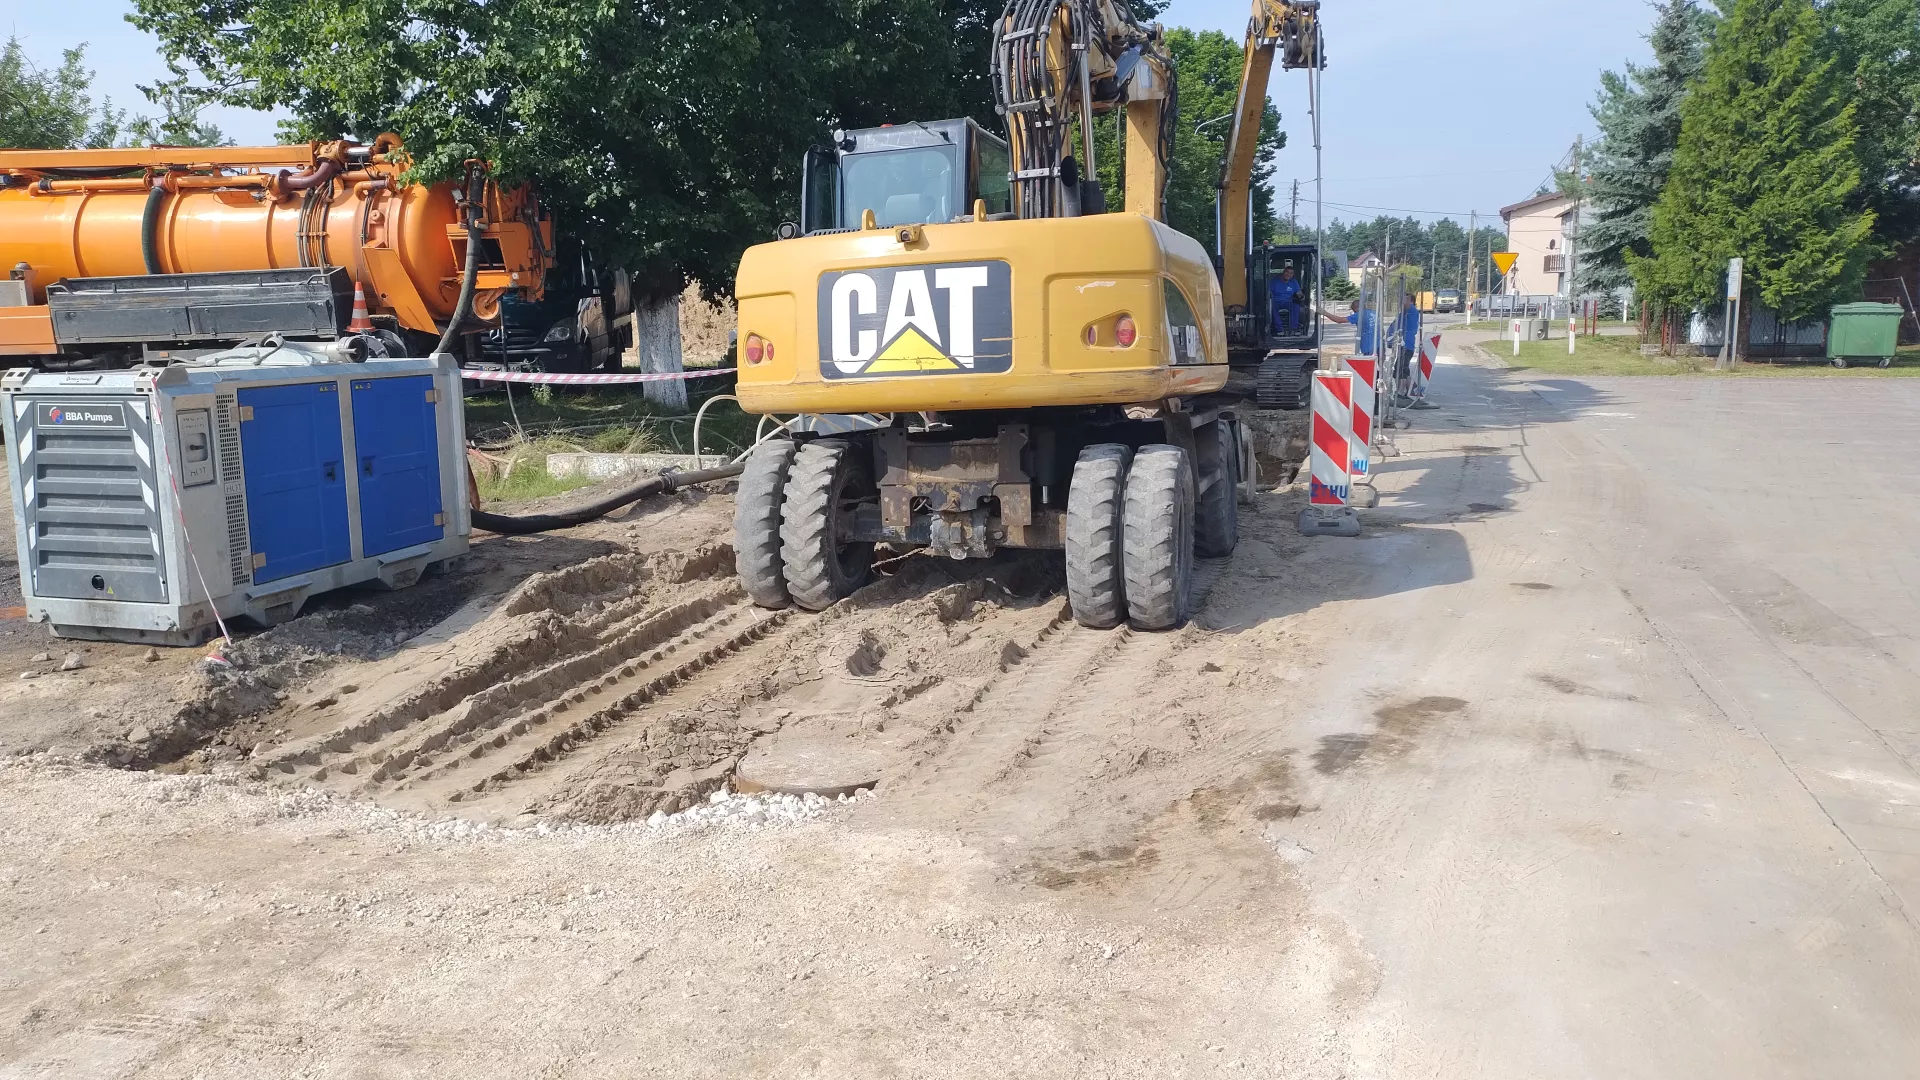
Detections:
[141, 182, 168, 274]
[433, 171, 487, 358]
[469, 462, 745, 535]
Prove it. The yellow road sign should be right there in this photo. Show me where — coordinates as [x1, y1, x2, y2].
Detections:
[1490, 251, 1519, 276]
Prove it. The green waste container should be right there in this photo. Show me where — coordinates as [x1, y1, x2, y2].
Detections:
[1827, 302, 1904, 368]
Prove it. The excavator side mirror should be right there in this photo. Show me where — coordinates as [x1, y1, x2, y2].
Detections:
[776, 221, 800, 240]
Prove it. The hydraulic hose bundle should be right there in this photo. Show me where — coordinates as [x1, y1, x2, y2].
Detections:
[991, 0, 1175, 220]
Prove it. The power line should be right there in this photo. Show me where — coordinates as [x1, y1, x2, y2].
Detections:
[1320, 199, 1494, 219]
[1296, 168, 1541, 183]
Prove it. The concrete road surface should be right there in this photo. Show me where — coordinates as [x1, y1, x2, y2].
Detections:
[1287, 339, 1920, 1076]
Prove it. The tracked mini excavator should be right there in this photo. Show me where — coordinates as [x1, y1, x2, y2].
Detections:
[732, 0, 1324, 631]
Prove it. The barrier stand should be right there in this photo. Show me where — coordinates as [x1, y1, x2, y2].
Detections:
[1299, 371, 1363, 536]
[1340, 354, 1382, 505]
[1409, 331, 1440, 409]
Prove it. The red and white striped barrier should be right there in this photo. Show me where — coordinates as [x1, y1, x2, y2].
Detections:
[1308, 370, 1354, 507]
[1340, 354, 1376, 478]
[459, 367, 736, 386]
[1413, 333, 1440, 399]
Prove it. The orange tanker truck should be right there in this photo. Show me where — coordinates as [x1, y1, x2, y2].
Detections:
[0, 137, 552, 368]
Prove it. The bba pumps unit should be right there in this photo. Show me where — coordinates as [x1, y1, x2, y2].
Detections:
[2, 350, 470, 645]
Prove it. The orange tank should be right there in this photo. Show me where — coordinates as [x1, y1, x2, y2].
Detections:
[0, 138, 552, 357]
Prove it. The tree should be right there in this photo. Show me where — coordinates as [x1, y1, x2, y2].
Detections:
[0, 37, 127, 148]
[126, 76, 231, 147]
[1578, 1, 1714, 293]
[130, 0, 997, 300]
[1821, 0, 1920, 248]
[1635, 0, 1875, 323]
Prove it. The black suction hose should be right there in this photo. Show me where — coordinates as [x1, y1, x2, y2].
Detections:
[469, 462, 745, 535]
[141, 182, 168, 274]
[434, 169, 486, 358]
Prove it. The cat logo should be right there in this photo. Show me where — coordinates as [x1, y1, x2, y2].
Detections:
[817, 260, 1014, 379]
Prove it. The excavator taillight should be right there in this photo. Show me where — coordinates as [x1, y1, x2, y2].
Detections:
[1115, 315, 1137, 348]
[744, 333, 766, 364]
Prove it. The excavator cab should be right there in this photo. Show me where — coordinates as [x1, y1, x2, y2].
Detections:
[799, 119, 1012, 234]
[1245, 243, 1319, 351]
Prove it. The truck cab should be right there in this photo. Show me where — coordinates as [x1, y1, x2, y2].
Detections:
[799, 119, 1012, 233]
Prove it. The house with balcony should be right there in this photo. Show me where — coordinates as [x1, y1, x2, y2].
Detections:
[1500, 192, 1579, 297]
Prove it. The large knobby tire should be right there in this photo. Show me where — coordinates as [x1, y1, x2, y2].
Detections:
[1194, 421, 1240, 558]
[1065, 444, 1132, 629]
[780, 439, 875, 611]
[1123, 444, 1195, 631]
[734, 439, 796, 609]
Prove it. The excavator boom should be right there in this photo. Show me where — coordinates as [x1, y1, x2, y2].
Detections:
[1218, 0, 1324, 315]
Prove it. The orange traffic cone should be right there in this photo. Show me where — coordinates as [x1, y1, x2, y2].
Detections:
[347, 281, 374, 332]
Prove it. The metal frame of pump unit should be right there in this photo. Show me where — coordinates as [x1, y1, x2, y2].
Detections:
[784, 401, 1244, 560]
[1, 353, 470, 645]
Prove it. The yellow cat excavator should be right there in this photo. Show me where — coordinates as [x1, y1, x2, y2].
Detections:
[731, 0, 1324, 630]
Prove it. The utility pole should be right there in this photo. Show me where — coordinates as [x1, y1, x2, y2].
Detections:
[1467, 210, 1477, 320]
[1567, 135, 1583, 318]
[1289, 179, 1300, 241]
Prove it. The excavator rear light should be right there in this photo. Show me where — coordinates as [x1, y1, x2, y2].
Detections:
[1115, 315, 1137, 348]
[744, 333, 766, 364]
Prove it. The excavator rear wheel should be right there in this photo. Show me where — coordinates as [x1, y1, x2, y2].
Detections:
[780, 440, 875, 611]
[1122, 444, 1195, 631]
[734, 439, 797, 609]
[1065, 444, 1133, 629]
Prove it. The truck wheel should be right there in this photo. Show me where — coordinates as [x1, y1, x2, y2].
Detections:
[1194, 422, 1239, 557]
[734, 439, 797, 609]
[780, 439, 875, 611]
[1065, 444, 1132, 629]
[1123, 444, 1195, 631]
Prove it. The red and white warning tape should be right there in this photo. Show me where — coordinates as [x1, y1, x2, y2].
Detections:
[459, 367, 736, 385]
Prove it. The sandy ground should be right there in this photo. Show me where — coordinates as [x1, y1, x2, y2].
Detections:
[4, 336, 1920, 1077]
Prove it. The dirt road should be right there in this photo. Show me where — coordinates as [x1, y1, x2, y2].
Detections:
[3, 339, 1918, 1077]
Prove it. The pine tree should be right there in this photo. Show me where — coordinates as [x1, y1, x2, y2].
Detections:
[1821, 0, 1920, 248]
[1635, 0, 1876, 323]
[1577, 1, 1713, 293]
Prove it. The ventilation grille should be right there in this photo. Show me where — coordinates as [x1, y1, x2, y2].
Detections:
[215, 394, 251, 586]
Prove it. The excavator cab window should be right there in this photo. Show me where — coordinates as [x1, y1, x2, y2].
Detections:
[975, 130, 1011, 216]
[843, 146, 958, 228]
[801, 146, 839, 235]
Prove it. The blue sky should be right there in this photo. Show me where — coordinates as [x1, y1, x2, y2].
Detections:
[1170, 0, 1660, 225]
[12, 0, 1659, 228]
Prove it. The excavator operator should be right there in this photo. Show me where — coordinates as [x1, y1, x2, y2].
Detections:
[1270, 263, 1305, 334]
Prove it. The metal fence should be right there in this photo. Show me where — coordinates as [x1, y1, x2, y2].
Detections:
[1475, 294, 1572, 320]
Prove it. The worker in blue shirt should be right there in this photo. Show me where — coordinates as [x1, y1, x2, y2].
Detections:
[1269, 264, 1305, 334]
[1393, 295, 1421, 374]
[1345, 300, 1380, 356]
[1390, 294, 1422, 405]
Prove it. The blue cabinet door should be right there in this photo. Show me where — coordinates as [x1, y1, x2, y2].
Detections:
[238, 381, 351, 582]
[351, 375, 445, 557]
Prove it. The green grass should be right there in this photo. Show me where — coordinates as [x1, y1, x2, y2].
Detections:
[465, 377, 763, 505]
[465, 380, 759, 455]
[1489, 333, 1920, 377]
